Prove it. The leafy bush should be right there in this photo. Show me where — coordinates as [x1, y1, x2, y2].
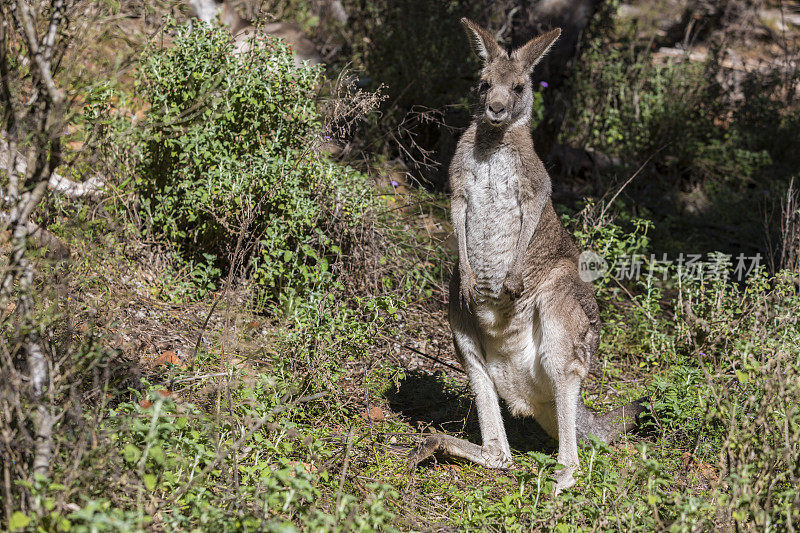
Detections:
[673, 269, 800, 529]
[136, 21, 373, 307]
[560, 5, 784, 189]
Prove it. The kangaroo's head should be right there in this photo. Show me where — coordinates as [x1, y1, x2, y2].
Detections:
[461, 18, 561, 129]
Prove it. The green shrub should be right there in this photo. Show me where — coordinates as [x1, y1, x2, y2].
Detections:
[560, 5, 779, 189]
[673, 269, 800, 529]
[135, 21, 373, 307]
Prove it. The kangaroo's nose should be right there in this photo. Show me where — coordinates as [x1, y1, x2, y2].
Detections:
[488, 102, 505, 115]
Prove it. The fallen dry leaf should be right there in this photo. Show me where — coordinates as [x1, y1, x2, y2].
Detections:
[154, 350, 185, 368]
[365, 405, 385, 422]
[227, 356, 247, 367]
[287, 461, 318, 476]
[682, 451, 694, 470]
[697, 461, 719, 484]
[2, 302, 16, 319]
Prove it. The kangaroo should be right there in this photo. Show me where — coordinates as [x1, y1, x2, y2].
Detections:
[187, 0, 323, 66]
[407, 19, 644, 493]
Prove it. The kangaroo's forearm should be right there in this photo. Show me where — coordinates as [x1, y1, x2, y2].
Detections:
[511, 194, 546, 268]
[451, 195, 471, 273]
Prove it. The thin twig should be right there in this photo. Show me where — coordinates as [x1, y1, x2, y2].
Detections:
[393, 338, 464, 374]
[610, 275, 653, 322]
[12, 0, 65, 105]
[598, 146, 666, 222]
[335, 426, 356, 514]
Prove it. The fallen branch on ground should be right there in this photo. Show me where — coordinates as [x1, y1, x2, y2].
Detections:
[1, 134, 105, 199]
[0, 213, 69, 258]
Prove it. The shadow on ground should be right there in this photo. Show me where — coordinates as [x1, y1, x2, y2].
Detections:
[386, 369, 556, 455]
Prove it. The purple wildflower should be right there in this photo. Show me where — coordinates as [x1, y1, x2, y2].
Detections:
[540, 81, 549, 88]
[390, 180, 399, 188]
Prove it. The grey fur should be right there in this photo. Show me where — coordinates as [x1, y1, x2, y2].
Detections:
[408, 18, 644, 494]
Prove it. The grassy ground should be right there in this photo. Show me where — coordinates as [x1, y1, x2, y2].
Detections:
[31, 178, 793, 531]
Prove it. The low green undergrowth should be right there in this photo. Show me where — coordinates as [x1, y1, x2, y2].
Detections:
[13, 198, 800, 532]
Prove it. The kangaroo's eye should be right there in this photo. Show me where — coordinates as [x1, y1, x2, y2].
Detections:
[478, 81, 490, 92]
[514, 84, 524, 94]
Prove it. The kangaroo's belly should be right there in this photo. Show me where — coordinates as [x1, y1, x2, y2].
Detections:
[464, 152, 521, 297]
[474, 301, 550, 416]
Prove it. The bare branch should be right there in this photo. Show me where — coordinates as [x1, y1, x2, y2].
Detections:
[40, 0, 66, 66]
[32, 404, 55, 477]
[12, 0, 65, 106]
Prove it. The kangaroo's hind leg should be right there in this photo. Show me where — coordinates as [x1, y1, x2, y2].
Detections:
[537, 271, 599, 493]
[408, 301, 512, 470]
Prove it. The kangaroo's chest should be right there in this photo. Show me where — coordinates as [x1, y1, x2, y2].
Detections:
[463, 147, 522, 295]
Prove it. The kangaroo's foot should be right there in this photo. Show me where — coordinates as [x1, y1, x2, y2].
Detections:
[407, 434, 513, 471]
[552, 464, 578, 496]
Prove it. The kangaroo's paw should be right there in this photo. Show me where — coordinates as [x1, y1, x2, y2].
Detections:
[553, 465, 577, 496]
[407, 434, 513, 471]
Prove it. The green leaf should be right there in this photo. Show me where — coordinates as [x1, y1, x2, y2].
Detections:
[123, 443, 141, 464]
[144, 473, 157, 491]
[9, 512, 30, 532]
[149, 446, 165, 465]
[58, 517, 71, 531]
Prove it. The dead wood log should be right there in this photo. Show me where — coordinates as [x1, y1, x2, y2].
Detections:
[1, 134, 105, 199]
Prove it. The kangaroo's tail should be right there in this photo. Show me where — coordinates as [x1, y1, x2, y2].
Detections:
[578, 398, 647, 445]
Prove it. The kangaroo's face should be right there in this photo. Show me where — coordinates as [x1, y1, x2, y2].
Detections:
[461, 19, 561, 129]
[188, 0, 224, 24]
[477, 58, 533, 127]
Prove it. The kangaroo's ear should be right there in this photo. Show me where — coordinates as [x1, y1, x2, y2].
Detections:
[512, 28, 561, 72]
[460, 18, 504, 62]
